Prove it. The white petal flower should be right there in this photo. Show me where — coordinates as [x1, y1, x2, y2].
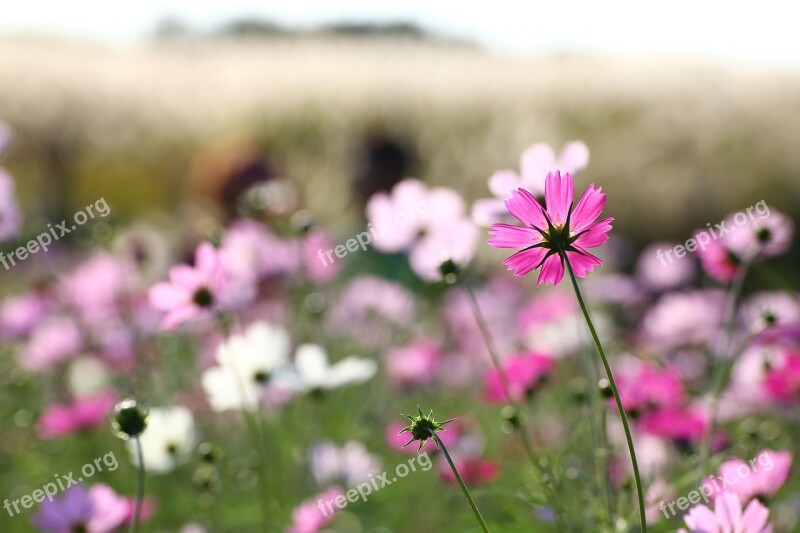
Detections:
[202, 321, 293, 412]
[129, 406, 196, 473]
[287, 344, 377, 392]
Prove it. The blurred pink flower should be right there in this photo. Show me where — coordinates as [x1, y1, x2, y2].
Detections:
[285, 485, 344, 533]
[716, 450, 792, 503]
[615, 363, 685, 416]
[679, 492, 772, 533]
[636, 242, 696, 291]
[32, 484, 129, 533]
[0, 168, 21, 241]
[302, 228, 340, 283]
[438, 456, 499, 486]
[517, 290, 581, 357]
[149, 242, 228, 329]
[641, 290, 725, 350]
[366, 178, 478, 280]
[59, 253, 127, 322]
[763, 350, 800, 402]
[695, 231, 739, 282]
[723, 208, 794, 259]
[472, 141, 589, 226]
[489, 171, 612, 286]
[309, 441, 382, 486]
[219, 219, 298, 282]
[639, 405, 708, 443]
[0, 291, 50, 339]
[20, 316, 83, 371]
[38, 390, 117, 439]
[482, 352, 554, 404]
[386, 339, 440, 388]
[385, 421, 460, 454]
[740, 291, 800, 331]
[325, 276, 415, 348]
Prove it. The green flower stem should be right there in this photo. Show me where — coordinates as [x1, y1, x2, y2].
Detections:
[461, 281, 538, 462]
[129, 436, 145, 533]
[430, 432, 491, 533]
[560, 252, 647, 533]
[698, 248, 758, 476]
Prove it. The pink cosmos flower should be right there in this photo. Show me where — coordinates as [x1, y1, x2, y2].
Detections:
[0, 167, 21, 242]
[219, 219, 298, 282]
[38, 391, 117, 439]
[640, 290, 726, 351]
[517, 291, 581, 357]
[715, 450, 792, 503]
[0, 291, 50, 339]
[695, 231, 739, 283]
[740, 291, 800, 331]
[385, 339, 440, 388]
[615, 363, 685, 416]
[488, 171, 613, 286]
[149, 242, 228, 329]
[59, 254, 127, 323]
[366, 178, 478, 281]
[763, 350, 800, 402]
[302, 228, 340, 283]
[679, 492, 772, 533]
[472, 141, 589, 226]
[482, 352, 554, 404]
[32, 484, 130, 533]
[309, 441, 382, 487]
[639, 405, 708, 443]
[636, 242, 696, 291]
[438, 456, 499, 486]
[285, 486, 344, 533]
[20, 316, 84, 372]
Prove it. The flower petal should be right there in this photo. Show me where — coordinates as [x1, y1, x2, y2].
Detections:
[488, 170, 522, 198]
[488, 224, 541, 249]
[571, 183, 606, 233]
[544, 171, 574, 226]
[557, 141, 589, 173]
[502, 247, 548, 277]
[573, 217, 614, 249]
[537, 254, 565, 286]
[566, 247, 603, 278]
[505, 188, 547, 229]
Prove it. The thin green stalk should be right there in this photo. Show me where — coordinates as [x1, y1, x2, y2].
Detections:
[430, 432, 491, 533]
[129, 436, 145, 533]
[698, 248, 757, 474]
[560, 253, 646, 533]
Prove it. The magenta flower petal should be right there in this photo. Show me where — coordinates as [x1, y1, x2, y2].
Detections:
[571, 183, 606, 233]
[566, 247, 602, 277]
[502, 247, 548, 277]
[488, 169, 522, 198]
[537, 254, 564, 286]
[573, 217, 614, 248]
[488, 224, 541, 249]
[544, 171, 573, 225]
[505, 188, 547, 228]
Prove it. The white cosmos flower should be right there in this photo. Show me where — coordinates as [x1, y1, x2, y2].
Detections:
[129, 406, 196, 473]
[287, 344, 377, 392]
[202, 321, 292, 412]
[310, 440, 382, 486]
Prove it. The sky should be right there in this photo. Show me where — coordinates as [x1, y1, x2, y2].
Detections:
[2, 1, 800, 70]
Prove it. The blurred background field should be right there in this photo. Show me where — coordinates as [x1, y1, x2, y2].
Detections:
[2, 33, 800, 245]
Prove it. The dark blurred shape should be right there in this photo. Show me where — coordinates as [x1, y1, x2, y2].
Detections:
[185, 138, 276, 219]
[320, 22, 426, 39]
[216, 19, 289, 38]
[353, 134, 415, 205]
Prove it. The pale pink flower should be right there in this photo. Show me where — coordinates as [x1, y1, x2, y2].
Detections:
[716, 450, 792, 503]
[762, 350, 800, 402]
[517, 290, 581, 357]
[149, 242, 228, 329]
[32, 484, 129, 533]
[740, 291, 800, 331]
[219, 219, 298, 282]
[482, 352, 554, 404]
[302, 228, 340, 283]
[285, 486, 344, 533]
[386, 339, 440, 388]
[0, 291, 50, 338]
[366, 178, 477, 280]
[695, 231, 739, 282]
[679, 492, 772, 533]
[0, 168, 21, 241]
[20, 316, 83, 371]
[640, 290, 725, 351]
[636, 242, 696, 291]
[59, 253, 127, 322]
[472, 141, 589, 226]
[38, 391, 117, 439]
[489, 171, 613, 286]
[309, 441, 381, 486]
